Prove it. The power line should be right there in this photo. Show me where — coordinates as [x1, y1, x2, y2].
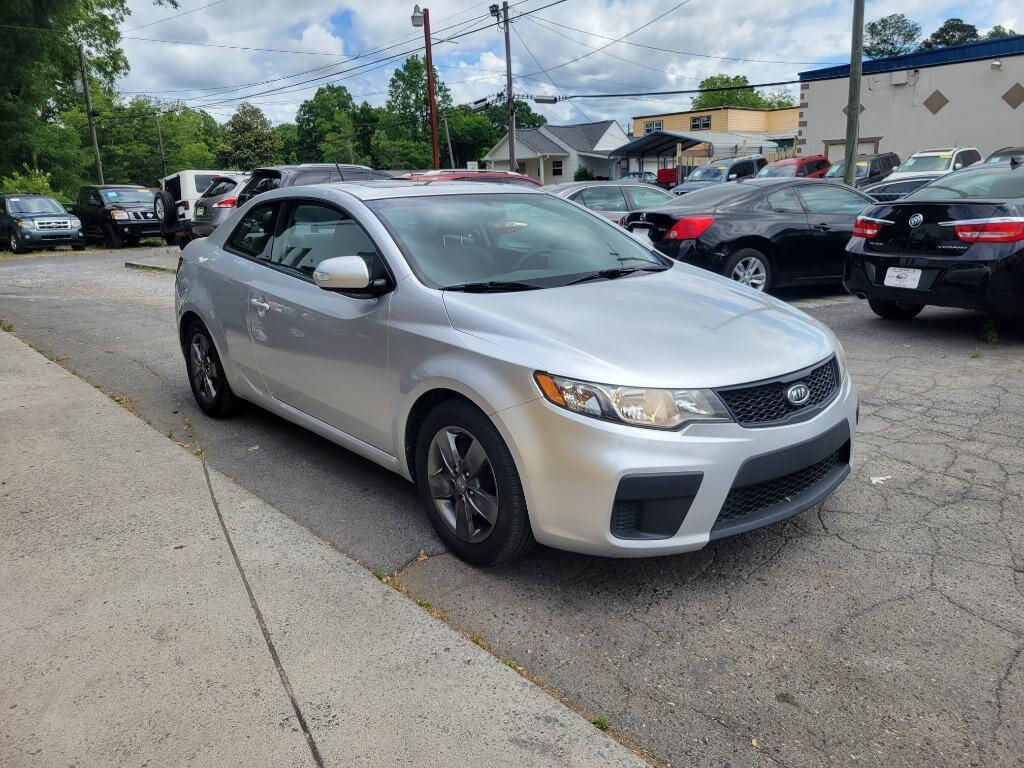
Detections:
[510, 23, 592, 122]
[558, 78, 802, 99]
[122, 0, 233, 32]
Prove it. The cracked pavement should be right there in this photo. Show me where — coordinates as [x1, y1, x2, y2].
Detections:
[1, 249, 1022, 767]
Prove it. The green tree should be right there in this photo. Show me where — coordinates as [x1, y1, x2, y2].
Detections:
[370, 129, 432, 170]
[295, 85, 356, 162]
[864, 13, 921, 58]
[217, 103, 282, 170]
[386, 56, 453, 142]
[481, 100, 546, 138]
[319, 111, 363, 164]
[274, 124, 300, 164]
[690, 74, 795, 110]
[986, 25, 1018, 39]
[919, 18, 980, 49]
[444, 106, 498, 167]
[0, 166, 56, 197]
[351, 102, 384, 162]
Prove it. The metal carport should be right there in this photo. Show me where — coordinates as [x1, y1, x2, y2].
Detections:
[609, 130, 783, 181]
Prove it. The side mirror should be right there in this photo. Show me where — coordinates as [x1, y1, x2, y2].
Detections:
[953, 162, 963, 170]
[313, 255, 371, 291]
[728, 173, 738, 180]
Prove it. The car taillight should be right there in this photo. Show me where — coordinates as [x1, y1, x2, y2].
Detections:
[182, 200, 189, 210]
[666, 216, 714, 240]
[213, 197, 237, 208]
[951, 219, 1024, 243]
[852, 217, 883, 239]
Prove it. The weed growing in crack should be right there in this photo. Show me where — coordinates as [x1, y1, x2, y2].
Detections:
[981, 318, 999, 345]
[591, 715, 609, 731]
[0, 318, 11, 333]
[372, 569, 389, 581]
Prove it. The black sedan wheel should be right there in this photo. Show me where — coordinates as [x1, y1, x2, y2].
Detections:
[725, 248, 772, 292]
[415, 399, 534, 566]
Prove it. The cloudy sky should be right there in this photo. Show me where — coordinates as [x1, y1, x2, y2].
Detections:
[116, 0, 1020, 129]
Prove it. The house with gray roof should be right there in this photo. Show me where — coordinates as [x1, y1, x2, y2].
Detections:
[481, 120, 629, 184]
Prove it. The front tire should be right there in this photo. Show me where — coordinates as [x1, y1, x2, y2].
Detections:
[9, 231, 27, 254]
[184, 321, 238, 418]
[868, 297, 924, 320]
[724, 248, 772, 292]
[415, 399, 534, 566]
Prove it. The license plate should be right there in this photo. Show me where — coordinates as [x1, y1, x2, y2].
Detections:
[884, 267, 922, 289]
[195, 206, 205, 216]
[630, 227, 653, 244]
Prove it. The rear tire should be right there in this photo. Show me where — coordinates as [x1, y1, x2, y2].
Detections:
[414, 399, 535, 566]
[724, 248, 772, 292]
[73, 243, 86, 251]
[868, 297, 924, 320]
[155, 190, 176, 228]
[184, 321, 239, 418]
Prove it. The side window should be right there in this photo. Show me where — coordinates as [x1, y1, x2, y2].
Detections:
[767, 187, 804, 214]
[795, 163, 808, 177]
[577, 186, 627, 212]
[294, 170, 332, 186]
[227, 203, 277, 259]
[270, 202, 380, 280]
[238, 175, 281, 204]
[627, 185, 673, 209]
[797, 185, 870, 215]
[89, 191, 103, 207]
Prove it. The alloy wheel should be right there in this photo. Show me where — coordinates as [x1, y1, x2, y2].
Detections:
[731, 256, 767, 291]
[10, 233, 18, 253]
[155, 198, 165, 220]
[189, 334, 218, 402]
[426, 426, 499, 544]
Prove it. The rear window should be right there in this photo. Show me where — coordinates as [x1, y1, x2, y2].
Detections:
[237, 172, 281, 204]
[202, 178, 236, 198]
[194, 174, 218, 194]
[908, 169, 1024, 200]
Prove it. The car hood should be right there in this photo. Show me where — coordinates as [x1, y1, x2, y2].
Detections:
[442, 265, 835, 389]
[13, 211, 72, 219]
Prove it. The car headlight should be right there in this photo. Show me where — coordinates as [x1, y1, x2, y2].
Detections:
[833, 339, 848, 382]
[534, 372, 732, 430]
[110, 210, 129, 220]
[70, 217, 81, 228]
[17, 219, 34, 229]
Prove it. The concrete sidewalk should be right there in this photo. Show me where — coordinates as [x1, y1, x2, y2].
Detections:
[0, 331, 644, 768]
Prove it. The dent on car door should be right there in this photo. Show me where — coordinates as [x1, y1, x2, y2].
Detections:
[795, 184, 869, 278]
[246, 200, 393, 452]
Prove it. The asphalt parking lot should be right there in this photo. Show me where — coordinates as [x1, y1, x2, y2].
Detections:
[2, 247, 1022, 768]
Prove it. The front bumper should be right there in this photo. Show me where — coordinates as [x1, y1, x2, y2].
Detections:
[17, 228, 85, 247]
[844, 250, 1024, 315]
[496, 373, 857, 557]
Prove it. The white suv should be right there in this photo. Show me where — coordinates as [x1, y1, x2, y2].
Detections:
[886, 147, 981, 181]
[156, 170, 243, 246]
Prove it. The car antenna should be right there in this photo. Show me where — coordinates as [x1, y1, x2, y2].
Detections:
[334, 159, 345, 181]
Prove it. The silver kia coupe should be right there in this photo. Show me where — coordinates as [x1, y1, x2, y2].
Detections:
[175, 181, 857, 565]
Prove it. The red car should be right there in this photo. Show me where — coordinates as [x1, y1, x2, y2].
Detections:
[398, 169, 543, 186]
[756, 155, 831, 179]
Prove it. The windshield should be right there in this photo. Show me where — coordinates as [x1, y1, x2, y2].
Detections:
[367, 193, 667, 290]
[897, 154, 952, 173]
[6, 196, 65, 215]
[825, 162, 869, 179]
[987, 151, 1023, 164]
[687, 165, 726, 182]
[906, 169, 1024, 200]
[101, 188, 154, 205]
[757, 164, 796, 178]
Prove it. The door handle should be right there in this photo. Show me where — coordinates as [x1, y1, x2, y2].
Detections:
[813, 222, 831, 231]
[249, 297, 270, 313]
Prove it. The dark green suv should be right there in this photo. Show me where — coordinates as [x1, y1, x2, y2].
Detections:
[1, 194, 85, 253]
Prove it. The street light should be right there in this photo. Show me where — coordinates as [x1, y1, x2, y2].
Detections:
[412, 5, 440, 169]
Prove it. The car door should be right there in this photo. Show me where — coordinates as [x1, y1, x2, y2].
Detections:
[571, 185, 629, 220]
[795, 183, 872, 278]
[246, 199, 393, 452]
[763, 186, 815, 281]
[82, 190, 106, 238]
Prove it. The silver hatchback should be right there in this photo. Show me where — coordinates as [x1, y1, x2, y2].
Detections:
[175, 182, 857, 564]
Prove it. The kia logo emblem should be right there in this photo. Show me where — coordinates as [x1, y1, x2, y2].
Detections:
[640, 212, 646, 221]
[908, 213, 924, 228]
[785, 383, 811, 406]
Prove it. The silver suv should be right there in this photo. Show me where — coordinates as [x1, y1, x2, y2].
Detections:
[175, 182, 857, 564]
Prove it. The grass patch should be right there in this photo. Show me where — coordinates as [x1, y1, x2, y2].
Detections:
[591, 715, 609, 731]
[471, 633, 485, 646]
[981, 318, 999, 345]
[970, 349, 981, 359]
[0, 318, 11, 333]
[415, 598, 430, 608]
[372, 569, 389, 581]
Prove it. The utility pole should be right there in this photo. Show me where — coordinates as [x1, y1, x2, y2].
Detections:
[411, 5, 440, 170]
[155, 113, 167, 178]
[78, 43, 104, 184]
[501, 1, 516, 173]
[842, 0, 864, 186]
[442, 115, 456, 167]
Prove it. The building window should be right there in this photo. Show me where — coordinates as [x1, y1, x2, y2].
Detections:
[690, 115, 711, 131]
[643, 120, 662, 135]
[552, 160, 563, 177]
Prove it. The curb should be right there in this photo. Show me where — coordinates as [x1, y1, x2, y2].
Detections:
[124, 260, 176, 273]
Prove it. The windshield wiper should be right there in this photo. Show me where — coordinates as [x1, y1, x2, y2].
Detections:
[443, 280, 542, 293]
[565, 265, 666, 286]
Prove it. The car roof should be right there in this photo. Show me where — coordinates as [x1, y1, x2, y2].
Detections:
[86, 184, 149, 189]
[991, 146, 1024, 154]
[253, 163, 376, 173]
[289, 180, 543, 202]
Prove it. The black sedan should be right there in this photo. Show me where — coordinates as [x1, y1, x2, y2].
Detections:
[845, 161, 1024, 319]
[622, 178, 873, 292]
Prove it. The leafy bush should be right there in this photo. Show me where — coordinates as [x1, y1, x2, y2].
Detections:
[574, 165, 595, 181]
[0, 165, 54, 196]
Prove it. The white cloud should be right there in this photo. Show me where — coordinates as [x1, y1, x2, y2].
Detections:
[117, 0, 1008, 127]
